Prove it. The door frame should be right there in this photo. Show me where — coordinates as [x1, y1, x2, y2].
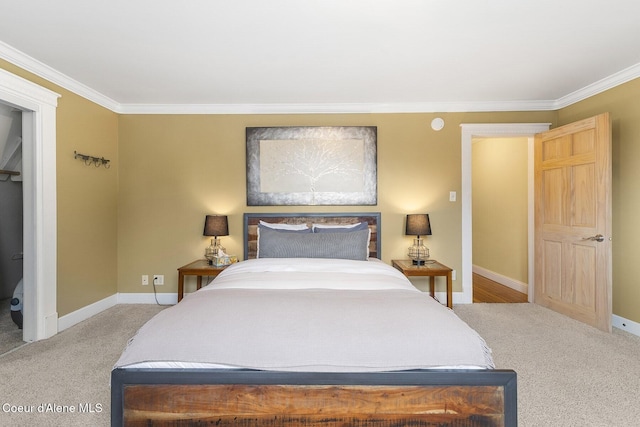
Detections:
[460, 123, 550, 303]
[0, 68, 59, 341]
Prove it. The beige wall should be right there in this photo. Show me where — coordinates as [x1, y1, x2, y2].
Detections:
[117, 112, 555, 295]
[472, 137, 528, 284]
[557, 78, 640, 324]
[0, 61, 119, 317]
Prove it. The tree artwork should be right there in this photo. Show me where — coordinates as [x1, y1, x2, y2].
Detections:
[246, 126, 377, 206]
[259, 138, 365, 203]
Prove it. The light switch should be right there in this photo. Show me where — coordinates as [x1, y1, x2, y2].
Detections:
[449, 191, 457, 202]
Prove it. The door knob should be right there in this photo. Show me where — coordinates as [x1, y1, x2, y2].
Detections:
[583, 234, 605, 242]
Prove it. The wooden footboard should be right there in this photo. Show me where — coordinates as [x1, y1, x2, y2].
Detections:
[111, 368, 517, 426]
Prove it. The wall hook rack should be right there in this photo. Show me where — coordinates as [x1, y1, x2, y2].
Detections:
[74, 150, 110, 169]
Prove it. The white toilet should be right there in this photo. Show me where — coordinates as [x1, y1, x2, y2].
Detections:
[10, 278, 23, 329]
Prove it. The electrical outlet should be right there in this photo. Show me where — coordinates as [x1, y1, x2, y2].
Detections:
[452, 270, 456, 281]
[153, 275, 164, 285]
[141, 275, 149, 286]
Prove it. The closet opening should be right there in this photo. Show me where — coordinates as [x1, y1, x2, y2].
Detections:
[0, 102, 24, 353]
[0, 68, 59, 344]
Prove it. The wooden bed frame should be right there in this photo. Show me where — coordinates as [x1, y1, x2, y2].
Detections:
[111, 212, 518, 426]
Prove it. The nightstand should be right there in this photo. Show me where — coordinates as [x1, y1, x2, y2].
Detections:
[392, 259, 453, 308]
[177, 259, 228, 302]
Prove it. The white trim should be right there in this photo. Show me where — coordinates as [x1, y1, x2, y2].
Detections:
[527, 136, 535, 302]
[405, 277, 468, 306]
[3, 41, 640, 115]
[117, 292, 178, 305]
[0, 68, 60, 341]
[0, 41, 119, 112]
[472, 265, 528, 295]
[58, 294, 118, 332]
[57, 293, 176, 332]
[460, 123, 551, 305]
[117, 100, 558, 115]
[612, 315, 640, 338]
[428, 291, 468, 306]
[450, 291, 468, 306]
[554, 62, 640, 110]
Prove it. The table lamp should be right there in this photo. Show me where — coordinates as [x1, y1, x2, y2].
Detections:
[203, 215, 229, 264]
[406, 214, 432, 265]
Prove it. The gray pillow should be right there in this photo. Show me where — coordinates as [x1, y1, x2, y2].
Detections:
[257, 224, 311, 258]
[258, 226, 369, 261]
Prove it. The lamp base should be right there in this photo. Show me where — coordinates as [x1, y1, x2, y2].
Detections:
[204, 238, 225, 266]
[411, 259, 436, 266]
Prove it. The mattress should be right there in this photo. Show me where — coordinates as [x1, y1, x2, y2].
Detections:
[115, 258, 494, 372]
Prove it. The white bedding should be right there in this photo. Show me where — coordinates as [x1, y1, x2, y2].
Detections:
[115, 258, 494, 372]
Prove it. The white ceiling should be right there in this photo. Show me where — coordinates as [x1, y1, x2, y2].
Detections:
[2, 0, 640, 114]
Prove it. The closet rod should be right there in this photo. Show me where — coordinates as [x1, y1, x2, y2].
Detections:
[0, 169, 20, 176]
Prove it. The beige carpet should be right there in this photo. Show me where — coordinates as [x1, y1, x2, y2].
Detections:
[455, 303, 640, 427]
[0, 297, 24, 355]
[0, 302, 638, 426]
[0, 304, 165, 427]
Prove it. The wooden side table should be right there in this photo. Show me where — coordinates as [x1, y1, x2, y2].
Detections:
[177, 259, 228, 302]
[392, 259, 453, 308]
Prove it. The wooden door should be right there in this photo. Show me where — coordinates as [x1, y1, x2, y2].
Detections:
[534, 113, 612, 332]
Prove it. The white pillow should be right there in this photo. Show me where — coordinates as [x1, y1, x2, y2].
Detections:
[259, 220, 310, 231]
[312, 222, 365, 232]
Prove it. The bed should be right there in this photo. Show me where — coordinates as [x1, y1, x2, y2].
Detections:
[111, 212, 517, 426]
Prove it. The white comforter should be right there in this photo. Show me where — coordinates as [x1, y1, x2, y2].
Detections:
[115, 258, 494, 372]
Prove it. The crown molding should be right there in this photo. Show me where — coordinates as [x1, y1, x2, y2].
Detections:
[2, 41, 639, 115]
[0, 67, 60, 108]
[0, 41, 120, 112]
[553, 62, 640, 109]
[117, 99, 557, 115]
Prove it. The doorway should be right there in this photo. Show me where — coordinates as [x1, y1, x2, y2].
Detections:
[472, 136, 529, 301]
[460, 123, 550, 304]
[0, 103, 24, 352]
[0, 68, 59, 342]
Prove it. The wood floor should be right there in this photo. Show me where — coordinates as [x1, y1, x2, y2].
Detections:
[473, 273, 528, 303]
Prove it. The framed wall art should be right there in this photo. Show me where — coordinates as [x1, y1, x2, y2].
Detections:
[246, 126, 377, 206]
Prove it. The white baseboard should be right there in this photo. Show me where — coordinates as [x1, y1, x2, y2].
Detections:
[44, 312, 59, 338]
[57, 294, 117, 332]
[117, 292, 178, 305]
[57, 293, 178, 332]
[613, 314, 640, 337]
[450, 292, 468, 305]
[404, 276, 467, 306]
[472, 265, 528, 294]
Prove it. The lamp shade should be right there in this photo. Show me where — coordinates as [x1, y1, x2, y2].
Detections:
[203, 215, 229, 237]
[405, 214, 432, 236]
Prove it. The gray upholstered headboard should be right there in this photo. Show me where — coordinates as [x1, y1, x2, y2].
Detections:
[243, 212, 381, 260]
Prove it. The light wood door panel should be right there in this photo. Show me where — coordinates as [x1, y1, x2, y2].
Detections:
[534, 113, 612, 332]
